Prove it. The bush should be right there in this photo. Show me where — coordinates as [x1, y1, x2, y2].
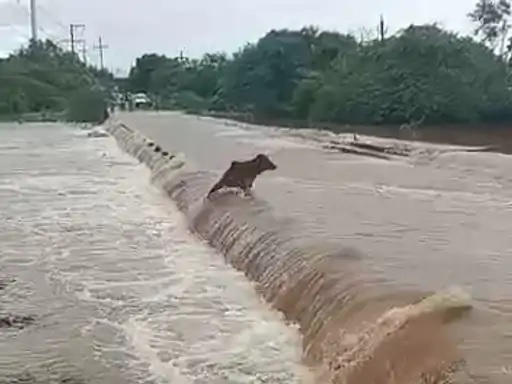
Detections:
[66, 88, 108, 123]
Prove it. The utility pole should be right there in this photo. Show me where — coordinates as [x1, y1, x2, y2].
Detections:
[379, 15, 385, 42]
[29, 0, 37, 41]
[69, 24, 75, 54]
[93, 36, 108, 69]
[69, 23, 85, 55]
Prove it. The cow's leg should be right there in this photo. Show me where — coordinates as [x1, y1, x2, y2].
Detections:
[207, 182, 224, 198]
[241, 185, 253, 197]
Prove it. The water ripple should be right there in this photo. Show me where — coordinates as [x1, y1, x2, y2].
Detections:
[0, 123, 306, 384]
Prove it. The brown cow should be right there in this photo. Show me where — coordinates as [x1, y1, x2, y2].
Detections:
[207, 154, 277, 198]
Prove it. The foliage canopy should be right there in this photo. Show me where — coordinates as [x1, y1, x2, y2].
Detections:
[0, 39, 113, 122]
[123, 6, 512, 126]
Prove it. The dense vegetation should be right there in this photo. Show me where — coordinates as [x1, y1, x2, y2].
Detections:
[124, 0, 512, 126]
[0, 39, 113, 122]
[2, 0, 512, 126]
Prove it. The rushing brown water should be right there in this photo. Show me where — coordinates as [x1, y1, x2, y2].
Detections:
[106, 111, 512, 383]
[0, 122, 306, 384]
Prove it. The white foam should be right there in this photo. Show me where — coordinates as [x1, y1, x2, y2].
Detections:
[52, 133, 307, 383]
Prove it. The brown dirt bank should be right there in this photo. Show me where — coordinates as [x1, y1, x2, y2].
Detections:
[195, 111, 512, 154]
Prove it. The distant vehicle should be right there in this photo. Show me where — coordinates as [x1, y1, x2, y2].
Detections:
[131, 93, 152, 109]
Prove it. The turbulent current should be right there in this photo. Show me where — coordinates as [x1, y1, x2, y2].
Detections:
[3, 112, 512, 384]
[106, 118, 476, 384]
[0, 123, 306, 384]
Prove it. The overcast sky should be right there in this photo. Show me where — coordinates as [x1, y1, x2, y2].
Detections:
[0, 0, 477, 75]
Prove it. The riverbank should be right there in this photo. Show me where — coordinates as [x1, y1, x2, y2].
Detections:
[185, 110, 512, 154]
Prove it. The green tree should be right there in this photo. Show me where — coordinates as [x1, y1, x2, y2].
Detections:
[66, 88, 108, 123]
[128, 53, 170, 93]
[469, 0, 511, 57]
[125, 1, 512, 127]
[0, 39, 113, 122]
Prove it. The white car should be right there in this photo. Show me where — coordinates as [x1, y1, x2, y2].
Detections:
[132, 93, 152, 108]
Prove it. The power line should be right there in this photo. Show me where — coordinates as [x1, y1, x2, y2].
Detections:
[61, 37, 87, 63]
[34, 5, 96, 65]
[6, 2, 112, 90]
[1, 15, 30, 40]
[36, 4, 71, 35]
[13, 1, 100, 69]
[14, 2, 65, 44]
[93, 36, 108, 69]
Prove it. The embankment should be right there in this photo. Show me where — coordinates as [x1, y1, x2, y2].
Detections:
[105, 119, 474, 384]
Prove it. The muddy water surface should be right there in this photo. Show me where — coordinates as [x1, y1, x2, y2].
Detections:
[121, 111, 512, 383]
[0, 122, 306, 384]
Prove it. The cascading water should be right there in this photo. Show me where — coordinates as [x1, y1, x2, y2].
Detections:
[106, 120, 474, 384]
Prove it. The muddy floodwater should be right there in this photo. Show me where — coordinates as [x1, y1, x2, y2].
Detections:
[2, 112, 512, 383]
[0, 122, 305, 384]
[119, 111, 512, 383]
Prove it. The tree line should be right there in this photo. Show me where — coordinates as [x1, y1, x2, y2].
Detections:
[0, 39, 113, 122]
[2, 0, 512, 126]
[124, 0, 512, 126]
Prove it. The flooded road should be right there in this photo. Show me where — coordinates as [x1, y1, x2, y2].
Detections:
[118, 111, 512, 383]
[0, 122, 305, 384]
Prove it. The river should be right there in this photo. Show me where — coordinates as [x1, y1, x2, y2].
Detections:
[0, 122, 306, 384]
[2, 112, 512, 383]
[117, 111, 512, 383]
